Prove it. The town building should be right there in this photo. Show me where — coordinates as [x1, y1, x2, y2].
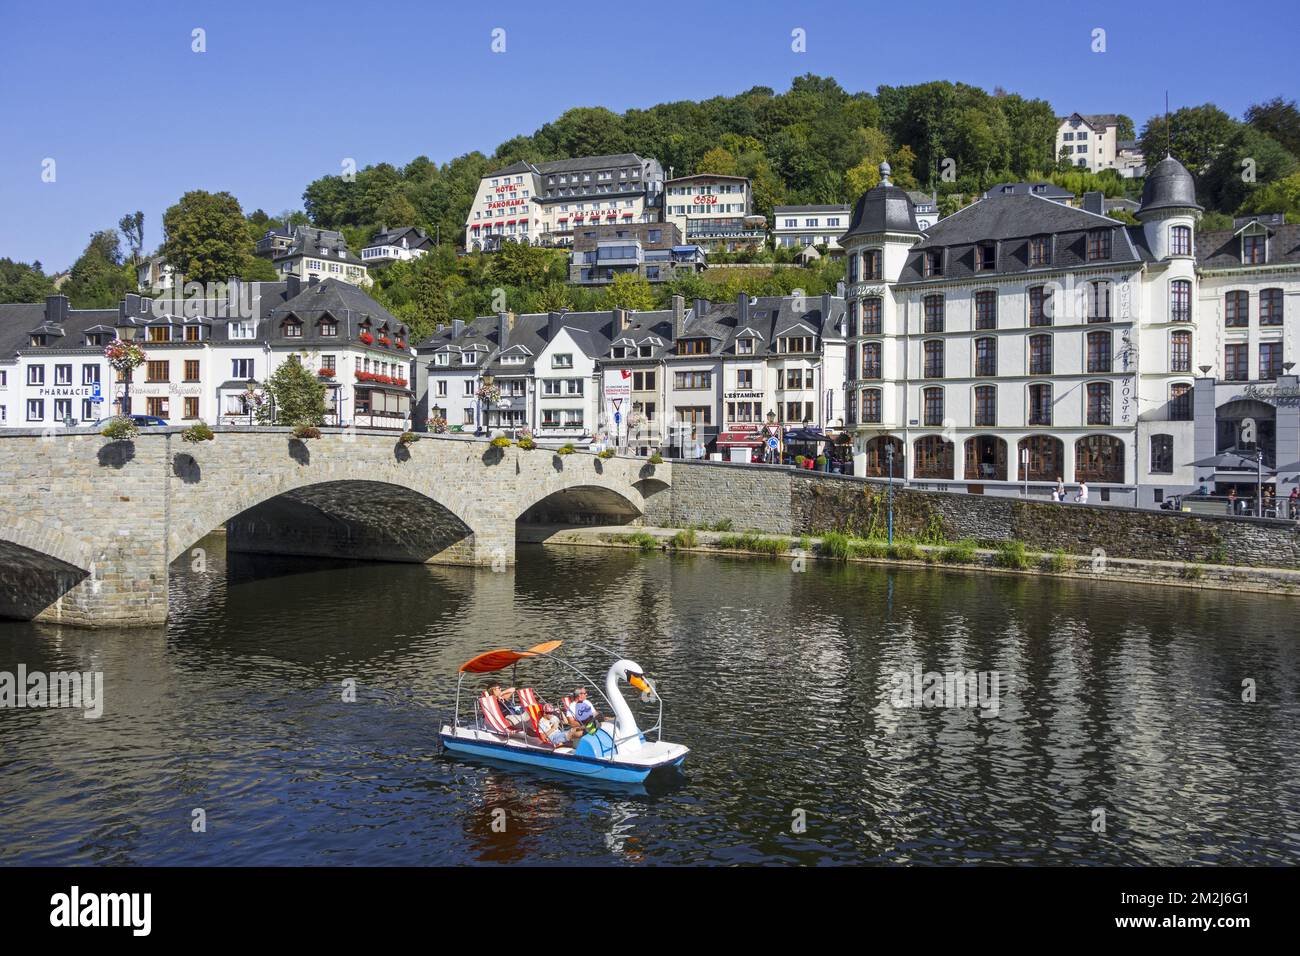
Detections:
[361, 226, 434, 266]
[771, 205, 851, 252]
[254, 225, 370, 287]
[662, 174, 766, 251]
[1055, 113, 1140, 175]
[463, 153, 665, 251]
[1116, 140, 1147, 179]
[136, 255, 176, 292]
[567, 222, 705, 285]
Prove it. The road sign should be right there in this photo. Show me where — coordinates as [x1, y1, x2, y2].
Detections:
[766, 437, 778, 450]
[91, 382, 102, 400]
[614, 411, 621, 424]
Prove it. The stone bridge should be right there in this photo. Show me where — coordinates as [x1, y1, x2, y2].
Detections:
[0, 428, 671, 627]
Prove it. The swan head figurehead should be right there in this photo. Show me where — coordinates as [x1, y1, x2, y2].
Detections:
[605, 658, 652, 752]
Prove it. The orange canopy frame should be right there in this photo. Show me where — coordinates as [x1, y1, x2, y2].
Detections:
[459, 640, 563, 674]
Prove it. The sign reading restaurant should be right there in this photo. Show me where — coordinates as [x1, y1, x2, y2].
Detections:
[1243, 383, 1300, 406]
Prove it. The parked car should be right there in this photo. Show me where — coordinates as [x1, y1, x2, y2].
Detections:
[92, 414, 168, 428]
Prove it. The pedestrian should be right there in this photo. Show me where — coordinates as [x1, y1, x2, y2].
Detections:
[1054, 477, 1065, 502]
[1290, 486, 1299, 520]
[1075, 481, 1089, 504]
[1228, 488, 1237, 514]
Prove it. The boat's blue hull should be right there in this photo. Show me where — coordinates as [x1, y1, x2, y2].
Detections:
[440, 733, 685, 783]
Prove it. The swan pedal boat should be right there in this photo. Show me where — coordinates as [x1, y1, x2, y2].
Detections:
[439, 641, 688, 784]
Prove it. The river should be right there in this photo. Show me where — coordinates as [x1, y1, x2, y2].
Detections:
[1, 533, 1297, 865]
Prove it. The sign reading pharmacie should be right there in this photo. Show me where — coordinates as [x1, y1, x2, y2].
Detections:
[36, 385, 96, 398]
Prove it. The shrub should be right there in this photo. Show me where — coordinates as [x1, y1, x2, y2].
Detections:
[557, 443, 577, 455]
[180, 421, 214, 443]
[795, 455, 806, 468]
[1046, 549, 1071, 573]
[398, 431, 419, 446]
[100, 416, 138, 441]
[292, 424, 321, 440]
[858, 539, 888, 559]
[516, 436, 537, 450]
[647, 452, 664, 464]
[939, 538, 977, 564]
[490, 435, 512, 448]
[994, 539, 1031, 570]
[1181, 563, 1205, 580]
[670, 529, 697, 549]
[889, 540, 921, 561]
[798, 536, 811, 552]
[815, 455, 828, 470]
[712, 518, 733, 532]
[621, 531, 659, 552]
[819, 530, 853, 561]
[597, 448, 616, 459]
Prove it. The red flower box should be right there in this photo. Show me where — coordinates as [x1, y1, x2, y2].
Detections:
[318, 368, 336, 378]
[378, 337, 392, 347]
[358, 331, 374, 345]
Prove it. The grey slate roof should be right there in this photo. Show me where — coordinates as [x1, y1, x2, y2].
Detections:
[274, 226, 365, 266]
[899, 194, 1141, 283]
[367, 226, 432, 250]
[983, 182, 1074, 200]
[1139, 156, 1201, 215]
[1196, 224, 1300, 269]
[267, 279, 409, 353]
[842, 180, 921, 240]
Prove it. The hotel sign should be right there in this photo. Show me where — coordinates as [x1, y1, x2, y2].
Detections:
[693, 195, 718, 205]
[851, 283, 887, 298]
[1243, 383, 1300, 407]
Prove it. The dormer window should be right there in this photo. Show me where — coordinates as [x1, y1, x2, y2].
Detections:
[148, 325, 171, 343]
[1087, 229, 1112, 261]
[1242, 233, 1265, 264]
[676, 339, 709, 356]
[923, 250, 943, 277]
[282, 317, 303, 338]
[434, 353, 450, 366]
[736, 337, 754, 355]
[29, 334, 45, 348]
[1029, 236, 1051, 267]
[611, 346, 626, 359]
[976, 243, 997, 271]
[319, 318, 338, 337]
[462, 353, 477, 366]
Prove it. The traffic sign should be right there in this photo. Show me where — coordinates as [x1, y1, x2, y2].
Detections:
[766, 437, 778, 450]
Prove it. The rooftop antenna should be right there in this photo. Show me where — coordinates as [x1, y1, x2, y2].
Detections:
[1165, 91, 1171, 157]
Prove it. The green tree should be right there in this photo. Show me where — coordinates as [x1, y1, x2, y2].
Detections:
[1201, 125, 1298, 213]
[696, 146, 739, 176]
[602, 273, 656, 311]
[0, 259, 55, 302]
[118, 211, 145, 265]
[63, 230, 134, 308]
[161, 190, 252, 283]
[1138, 105, 1238, 175]
[258, 356, 327, 427]
[1235, 170, 1300, 220]
[1245, 97, 1300, 157]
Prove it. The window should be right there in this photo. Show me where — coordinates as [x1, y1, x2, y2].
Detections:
[185, 325, 201, 342]
[1225, 291, 1249, 327]
[434, 353, 450, 366]
[914, 436, 953, 479]
[26, 399, 44, 422]
[1170, 225, 1192, 256]
[435, 380, 447, 397]
[1170, 280, 1191, 323]
[1242, 233, 1265, 264]
[847, 254, 860, 283]
[27, 365, 44, 386]
[1260, 342, 1283, 380]
[81, 399, 95, 421]
[736, 369, 753, 389]
[633, 371, 656, 390]
[146, 397, 169, 419]
[146, 360, 170, 383]
[184, 360, 200, 382]
[148, 325, 171, 343]
[1169, 383, 1192, 421]
[320, 318, 337, 336]
[1087, 229, 1112, 260]
[1075, 435, 1124, 483]
[784, 368, 805, 390]
[976, 243, 996, 271]
[861, 342, 881, 379]
[1086, 382, 1112, 425]
[1170, 330, 1191, 373]
[1029, 236, 1051, 267]
[1260, 288, 1283, 326]
[922, 250, 943, 277]
[974, 385, 997, 427]
[232, 358, 254, 380]
[1020, 435, 1064, 483]
[923, 295, 944, 333]
[1087, 281, 1111, 322]
[551, 353, 574, 368]
[674, 371, 711, 390]
[82, 364, 100, 385]
[321, 355, 336, 372]
[282, 318, 302, 337]
[923, 340, 944, 378]
[1086, 331, 1112, 373]
[975, 337, 997, 376]
[1029, 334, 1053, 375]
[461, 353, 477, 366]
[1029, 384, 1053, 426]
[863, 249, 882, 280]
[862, 297, 882, 334]
[184, 397, 200, 420]
[922, 387, 944, 426]
[861, 389, 882, 423]
[1224, 344, 1249, 382]
[736, 338, 754, 355]
[54, 364, 72, 386]
[1029, 286, 1051, 327]
[676, 339, 709, 356]
[974, 290, 997, 330]
[53, 398, 72, 422]
[1150, 435, 1174, 474]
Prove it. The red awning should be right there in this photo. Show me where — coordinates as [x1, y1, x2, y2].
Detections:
[717, 430, 764, 447]
[622, 212, 633, 218]
[505, 219, 515, 225]
[471, 224, 480, 231]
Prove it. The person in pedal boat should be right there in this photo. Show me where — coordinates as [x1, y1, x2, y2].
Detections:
[565, 686, 605, 735]
[488, 685, 525, 726]
[537, 706, 581, 747]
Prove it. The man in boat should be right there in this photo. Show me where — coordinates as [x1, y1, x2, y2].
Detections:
[565, 687, 606, 736]
[537, 706, 582, 748]
[488, 685, 525, 727]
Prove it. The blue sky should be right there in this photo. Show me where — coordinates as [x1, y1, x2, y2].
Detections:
[2, 0, 1296, 271]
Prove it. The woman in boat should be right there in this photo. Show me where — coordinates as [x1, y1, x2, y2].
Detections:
[488, 685, 525, 726]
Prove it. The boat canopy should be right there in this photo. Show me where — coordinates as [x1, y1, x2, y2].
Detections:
[458, 640, 563, 673]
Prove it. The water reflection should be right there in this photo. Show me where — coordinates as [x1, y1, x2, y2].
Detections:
[0, 534, 1297, 865]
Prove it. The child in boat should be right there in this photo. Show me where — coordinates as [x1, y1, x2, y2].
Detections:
[537, 707, 578, 747]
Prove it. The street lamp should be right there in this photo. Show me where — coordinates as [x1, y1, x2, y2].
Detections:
[886, 443, 895, 545]
[478, 372, 494, 436]
[246, 377, 256, 425]
[765, 409, 777, 463]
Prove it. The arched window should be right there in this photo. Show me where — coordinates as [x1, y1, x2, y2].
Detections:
[923, 339, 944, 378]
[1225, 290, 1248, 327]
[861, 388, 882, 424]
[862, 296, 882, 334]
[1150, 434, 1174, 474]
[847, 253, 860, 284]
[974, 385, 997, 427]
[1170, 225, 1192, 256]
[1086, 382, 1112, 425]
[974, 337, 997, 376]
[1169, 382, 1192, 421]
[1171, 279, 1191, 322]
[922, 386, 944, 426]
[1260, 288, 1283, 326]
[914, 436, 954, 479]
[1086, 330, 1112, 373]
[975, 290, 998, 330]
[1028, 383, 1053, 426]
[1087, 281, 1111, 322]
[964, 435, 1007, 481]
[1029, 285, 1052, 327]
[924, 294, 945, 333]
[863, 435, 902, 476]
[861, 342, 882, 379]
[1075, 435, 1124, 483]
[1170, 330, 1191, 373]
[1018, 435, 1064, 482]
[1029, 333, 1053, 375]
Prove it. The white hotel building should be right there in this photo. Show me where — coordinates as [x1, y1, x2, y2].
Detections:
[662, 174, 766, 251]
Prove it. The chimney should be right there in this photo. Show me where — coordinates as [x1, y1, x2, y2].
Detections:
[615, 307, 630, 332]
[821, 292, 832, 321]
[44, 294, 69, 324]
[119, 294, 140, 320]
[451, 319, 465, 339]
[693, 297, 708, 320]
[548, 310, 564, 341]
[672, 295, 686, 339]
[1083, 191, 1105, 215]
[737, 292, 750, 326]
[285, 275, 302, 299]
[835, 280, 846, 298]
[497, 311, 514, 348]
